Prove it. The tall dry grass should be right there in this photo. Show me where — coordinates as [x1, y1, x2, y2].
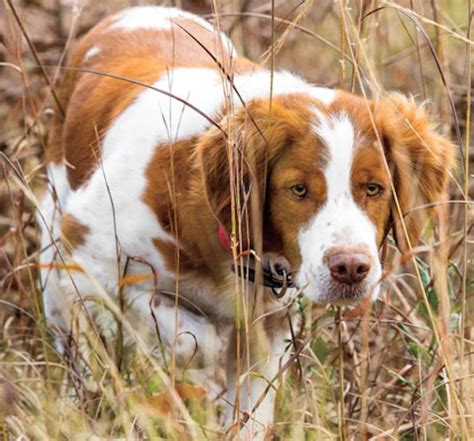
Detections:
[0, 0, 472, 439]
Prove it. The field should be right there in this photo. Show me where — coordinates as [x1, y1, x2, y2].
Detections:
[0, 0, 473, 439]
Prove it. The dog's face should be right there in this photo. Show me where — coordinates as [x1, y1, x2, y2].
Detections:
[199, 92, 454, 304]
[268, 110, 390, 303]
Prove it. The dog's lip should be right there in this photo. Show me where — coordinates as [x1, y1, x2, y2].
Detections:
[299, 279, 375, 305]
[295, 262, 382, 304]
[313, 295, 365, 306]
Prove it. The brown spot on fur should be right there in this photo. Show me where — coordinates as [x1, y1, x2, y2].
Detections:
[152, 238, 208, 275]
[152, 294, 161, 309]
[61, 214, 89, 251]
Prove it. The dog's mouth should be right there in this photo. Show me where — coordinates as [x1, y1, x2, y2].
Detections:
[231, 254, 380, 304]
[294, 262, 382, 305]
[314, 280, 371, 305]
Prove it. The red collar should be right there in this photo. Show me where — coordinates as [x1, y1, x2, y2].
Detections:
[218, 224, 231, 251]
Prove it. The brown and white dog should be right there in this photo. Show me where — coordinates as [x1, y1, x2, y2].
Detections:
[38, 5, 455, 438]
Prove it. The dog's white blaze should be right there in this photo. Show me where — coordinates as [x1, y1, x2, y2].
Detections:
[110, 6, 237, 57]
[296, 114, 381, 302]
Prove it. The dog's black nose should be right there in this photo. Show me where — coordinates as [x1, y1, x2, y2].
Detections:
[327, 251, 371, 285]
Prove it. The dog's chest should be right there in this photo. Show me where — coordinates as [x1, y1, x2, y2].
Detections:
[68, 224, 235, 318]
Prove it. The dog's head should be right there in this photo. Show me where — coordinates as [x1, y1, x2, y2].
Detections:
[198, 91, 455, 304]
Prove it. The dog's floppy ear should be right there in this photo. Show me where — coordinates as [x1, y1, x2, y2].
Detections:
[196, 98, 296, 237]
[377, 94, 456, 254]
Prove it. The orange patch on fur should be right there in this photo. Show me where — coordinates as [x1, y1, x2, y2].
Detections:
[61, 213, 89, 251]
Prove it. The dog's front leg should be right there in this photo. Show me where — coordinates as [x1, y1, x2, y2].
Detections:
[224, 313, 293, 441]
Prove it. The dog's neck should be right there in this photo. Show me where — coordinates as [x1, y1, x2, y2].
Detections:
[144, 135, 233, 282]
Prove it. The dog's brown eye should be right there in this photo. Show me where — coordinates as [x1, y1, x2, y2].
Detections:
[291, 184, 308, 198]
[366, 183, 383, 197]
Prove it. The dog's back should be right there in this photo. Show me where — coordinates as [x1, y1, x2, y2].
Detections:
[47, 6, 246, 187]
